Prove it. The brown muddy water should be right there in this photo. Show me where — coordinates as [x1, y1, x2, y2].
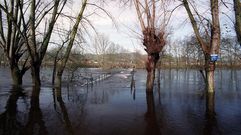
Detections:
[0, 68, 241, 135]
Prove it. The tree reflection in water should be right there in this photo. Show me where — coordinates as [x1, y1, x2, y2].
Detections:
[157, 69, 161, 103]
[21, 86, 48, 135]
[145, 92, 161, 135]
[1, 69, 240, 135]
[204, 92, 222, 135]
[54, 87, 74, 135]
[0, 86, 26, 135]
[130, 69, 136, 100]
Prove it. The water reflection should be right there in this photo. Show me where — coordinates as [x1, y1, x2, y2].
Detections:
[54, 88, 74, 135]
[0, 69, 241, 135]
[0, 86, 26, 135]
[89, 87, 109, 104]
[204, 92, 222, 135]
[130, 70, 136, 100]
[22, 86, 48, 135]
[157, 69, 161, 102]
[145, 92, 160, 135]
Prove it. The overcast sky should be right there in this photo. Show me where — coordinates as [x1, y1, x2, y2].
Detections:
[54, 0, 235, 54]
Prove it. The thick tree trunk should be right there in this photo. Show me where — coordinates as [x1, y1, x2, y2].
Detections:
[234, 0, 241, 45]
[206, 68, 215, 93]
[55, 64, 65, 88]
[55, 70, 63, 88]
[31, 64, 41, 87]
[10, 66, 23, 86]
[205, 55, 215, 93]
[146, 65, 155, 92]
[9, 59, 29, 86]
[208, 0, 220, 93]
[206, 92, 215, 116]
[146, 53, 158, 92]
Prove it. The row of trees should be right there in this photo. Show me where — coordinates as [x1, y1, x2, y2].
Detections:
[131, 0, 241, 93]
[0, 0, 89, 88]
[162, 35, 241, 68]
[43, 34, 143, 69]
[1, 34, 240, 69]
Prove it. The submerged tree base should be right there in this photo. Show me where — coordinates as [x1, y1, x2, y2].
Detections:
[205, 61, 216, 93]
[146, 53, 159, 92]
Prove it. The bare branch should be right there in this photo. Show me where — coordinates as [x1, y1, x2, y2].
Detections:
[87, 2, 118, 29]
[133, 0, 145, 31]
[165, 3, 183, 27]
[182, 0, 209, 53]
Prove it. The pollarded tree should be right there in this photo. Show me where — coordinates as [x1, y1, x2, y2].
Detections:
[133, 0, 168, 92]
[182, 0, 221, 92]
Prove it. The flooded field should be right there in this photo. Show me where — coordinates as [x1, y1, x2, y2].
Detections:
[0, 68, 241, 135]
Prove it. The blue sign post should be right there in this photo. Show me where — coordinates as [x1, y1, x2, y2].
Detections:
[210, 54, 218, 62]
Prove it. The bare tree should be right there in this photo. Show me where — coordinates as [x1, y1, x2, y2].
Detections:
[132, 0, 168, 92]
[93, 34, 112, 67]
[182, 0, 221, 93]
[0, 0, 31, 85]
[220, 36, 241, 65]
[0, 0, 69, 87]
[55, 0, 88, 88]
[27, 0, 67, 87]
[182, 35, 204, 67]
[93, 34, 111, 55]
[106, 43, 123, 68]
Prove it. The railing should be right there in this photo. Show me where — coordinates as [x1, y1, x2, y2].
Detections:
[66, 72, 111, 87]
[40, 69, 125, 86]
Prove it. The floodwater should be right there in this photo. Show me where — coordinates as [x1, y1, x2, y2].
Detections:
[0, 68, 241, 135]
